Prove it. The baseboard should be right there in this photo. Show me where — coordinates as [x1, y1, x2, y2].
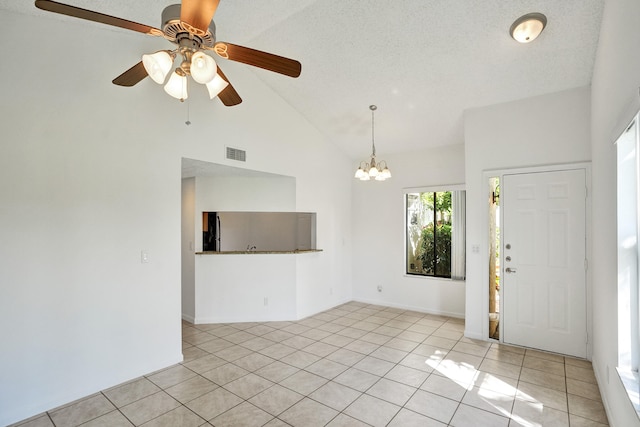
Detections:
[190, 298, 353, 325]
[352, 298, 465, 319]
[463, 330, 485, 340]
[296, 297, 352, 320]
[591, 357, 612, 425]
[194, 313, 296, 324]
[2, 354, 184, 427]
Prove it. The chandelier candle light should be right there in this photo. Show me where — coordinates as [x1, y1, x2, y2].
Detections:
[355, 105, 391, 181]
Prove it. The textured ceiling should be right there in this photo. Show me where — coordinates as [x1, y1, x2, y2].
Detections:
[6, 0, 604, 159]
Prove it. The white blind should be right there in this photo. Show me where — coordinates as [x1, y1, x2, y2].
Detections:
[451, 191, 466, 280]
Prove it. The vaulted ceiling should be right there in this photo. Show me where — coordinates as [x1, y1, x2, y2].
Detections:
[6, 0, 604, 158]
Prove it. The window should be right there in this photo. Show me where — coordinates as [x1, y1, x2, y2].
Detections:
[405, 188, 465, 279]
[617, 114, 640, 372]
[616, 113, 640, 418]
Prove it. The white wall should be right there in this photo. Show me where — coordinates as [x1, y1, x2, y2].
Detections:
[351, 144, 466, 317]
[195, 175, 296, 211]
[463, 86, 592, 340]
[194, 174, 296, 251]
[182, 178, 196, 321]
[0, 10, 353, 425]
[590, 0, 640, 425]
[194, 254, 298, 322]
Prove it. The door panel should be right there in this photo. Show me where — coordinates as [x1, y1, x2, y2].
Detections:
[502, 169, 586, 358]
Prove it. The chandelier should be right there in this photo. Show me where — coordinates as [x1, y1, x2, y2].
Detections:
[354, 105, 391, 181]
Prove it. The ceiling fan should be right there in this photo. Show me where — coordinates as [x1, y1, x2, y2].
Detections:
[34, 0, 302, 106]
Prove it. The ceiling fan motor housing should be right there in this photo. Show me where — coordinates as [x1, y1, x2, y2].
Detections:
[161, 4, 216, 48]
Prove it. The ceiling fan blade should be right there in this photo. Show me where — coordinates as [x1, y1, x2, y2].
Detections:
[216, 67, 242, 106]
[180, 0, 220, 35]
[112, 62, 148, 87]
[35, 0, 163, 36]
[213, 43, 301, 78]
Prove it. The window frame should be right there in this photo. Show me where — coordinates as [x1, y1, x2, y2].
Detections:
[403, 184, 466, 281]
[617, 113, 640, 375]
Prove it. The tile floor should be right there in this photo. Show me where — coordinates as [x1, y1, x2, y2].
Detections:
[12, 302, 609, 427]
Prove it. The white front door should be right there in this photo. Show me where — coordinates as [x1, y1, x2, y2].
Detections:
[502, 169, 587, 358]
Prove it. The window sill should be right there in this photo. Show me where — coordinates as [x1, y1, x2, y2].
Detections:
[402, 274, 465, 282]
[616, 367, 640, 420]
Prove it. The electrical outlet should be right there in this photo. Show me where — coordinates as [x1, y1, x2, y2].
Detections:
[377, 285, 383, 292]
[330, 287, 333, 295]
[264, 297, 268, 306]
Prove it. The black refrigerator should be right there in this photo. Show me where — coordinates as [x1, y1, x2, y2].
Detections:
[202, 212, 220, 251]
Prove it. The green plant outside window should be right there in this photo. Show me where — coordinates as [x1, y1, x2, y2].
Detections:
[407, 191, 453, 278]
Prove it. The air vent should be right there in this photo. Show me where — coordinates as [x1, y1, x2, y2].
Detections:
[226, 146, 246, 162]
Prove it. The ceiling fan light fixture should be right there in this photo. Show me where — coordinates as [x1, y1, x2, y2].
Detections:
[164, 69, 188, 101]
[205, 74, 229, 99]
[191, 51, 218, 84]
[510, 12, 547, 43]
[142, 50, 174, 84]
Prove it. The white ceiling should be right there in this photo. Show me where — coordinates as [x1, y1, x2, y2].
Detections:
[7, 0, 604, 159]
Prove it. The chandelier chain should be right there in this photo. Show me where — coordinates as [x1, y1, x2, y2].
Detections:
[371, 107, 375, 156]
[370, 105, 376, 156]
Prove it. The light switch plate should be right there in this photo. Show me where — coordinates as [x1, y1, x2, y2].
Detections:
[141, 250, 149, 263]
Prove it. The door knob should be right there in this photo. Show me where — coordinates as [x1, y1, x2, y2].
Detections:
[505, 267, 517, 273]
[506, 256, 512, 262]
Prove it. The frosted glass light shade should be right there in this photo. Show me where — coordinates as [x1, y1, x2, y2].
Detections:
[205, 74, 229, 99]
[510, 13, 547, 43]
[368, 165, 379, 177]
[381, 167, 391, 179]
[142, 51, 173, 84]
[164, 71, 188, 100]
[191, 51, 217, 84]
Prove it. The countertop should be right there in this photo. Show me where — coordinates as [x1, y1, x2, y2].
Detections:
[195, 249, 323, 255]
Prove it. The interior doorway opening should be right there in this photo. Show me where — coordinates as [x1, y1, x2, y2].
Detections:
[488, 177, 500, 340]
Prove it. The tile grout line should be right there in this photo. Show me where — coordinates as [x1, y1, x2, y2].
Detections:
[29, 302, 605, 427]
[97, 391, 136, 427]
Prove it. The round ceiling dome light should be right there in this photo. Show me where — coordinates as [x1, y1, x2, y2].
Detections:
[510, 12, 547, 43]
